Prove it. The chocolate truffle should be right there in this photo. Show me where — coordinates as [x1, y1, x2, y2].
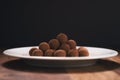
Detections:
[60, 43, 70, 52]
[29, 48, 38, 56]
[68, 49, 79, 57]
[54, 50, 66, 57]
[49, 39, 60, 50]
[78, 47, 89, 56]
[45, 49, 55, 56]
[56, 33, 68, 43]
[67, 39, 77, 49]
[39, 42, 50, 51]
[32, 49, 43, 56]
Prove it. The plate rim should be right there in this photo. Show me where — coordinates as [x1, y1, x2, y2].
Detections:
[3, 46, 118, 60]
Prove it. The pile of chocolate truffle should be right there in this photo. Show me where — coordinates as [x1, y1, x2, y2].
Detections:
[29, 33, 89, 57]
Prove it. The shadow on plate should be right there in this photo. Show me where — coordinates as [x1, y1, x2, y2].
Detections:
[2, 59, 120, 73]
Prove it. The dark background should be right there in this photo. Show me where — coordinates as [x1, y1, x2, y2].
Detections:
[1, 0, 120, 49]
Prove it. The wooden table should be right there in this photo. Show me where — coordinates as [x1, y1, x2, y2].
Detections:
[0, 49, 120, 80]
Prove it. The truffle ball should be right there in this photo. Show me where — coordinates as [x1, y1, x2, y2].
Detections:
[45, 49, 55, 56]
[39, 42, 50, 51]
[78, 47, 89, 56]
[68, 49, 79, 57]
[67, 39, 77, 49]
[54, 50, 66, 57]
[56, 33, 68, 43]
[29, 48, 38, 56]
[32, 49, 43, 56]
[49, 39, 60, 50]
[60, 43, 70, 52]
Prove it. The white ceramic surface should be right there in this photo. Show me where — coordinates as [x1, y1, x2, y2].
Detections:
[3, 46, 118, 67]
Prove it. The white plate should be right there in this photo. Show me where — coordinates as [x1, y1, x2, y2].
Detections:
[3, 46, 118, 67]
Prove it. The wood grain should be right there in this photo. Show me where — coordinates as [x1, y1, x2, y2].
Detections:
[0, 49, 120, 80]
